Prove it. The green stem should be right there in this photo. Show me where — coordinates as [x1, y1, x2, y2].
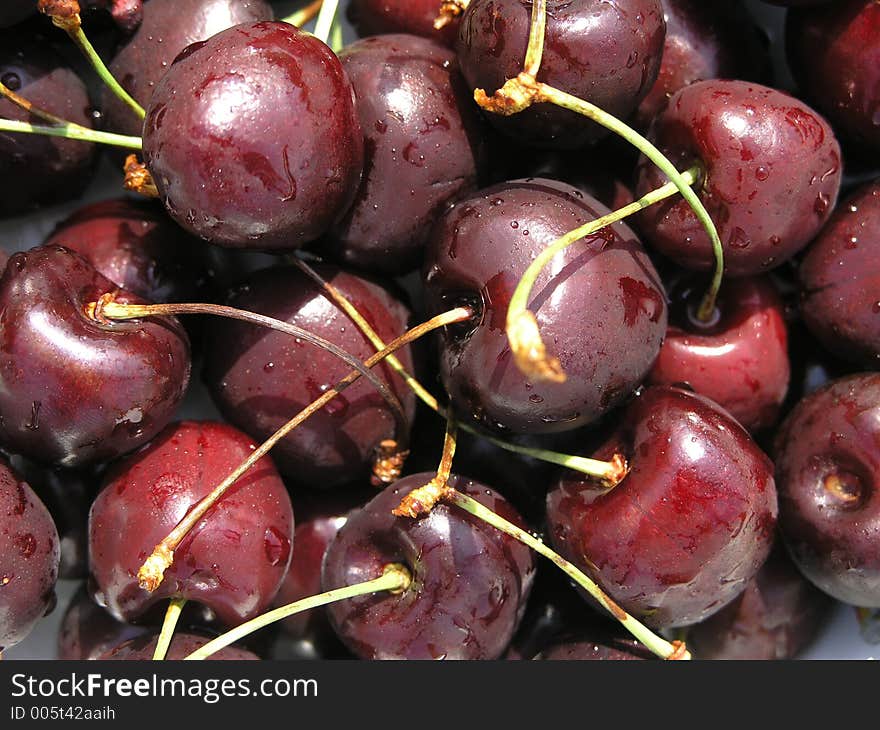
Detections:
[313, 0, 339, 45]
[445, 490, 690, 660]
[153, 598, 187, 661]
[523, 0, 547, 77]
[281, 0, 323, 27]
[183, 565, 411, 660]
[0, 118, 142, 149]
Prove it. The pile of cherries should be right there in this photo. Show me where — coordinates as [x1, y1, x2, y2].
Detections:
[1, 0, 878, 662]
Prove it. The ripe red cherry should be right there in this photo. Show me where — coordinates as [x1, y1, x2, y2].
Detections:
[774, 374, 880, 607]
[89, 421, 294, 626]
[58, 586, 150, 660]
[535, 635, 654, 660]
[547, 386, 778, 629]
[0, 246, 191, 469]
[1, 456, 60, 652]
[456, 0, 666, 148]
[634, 79, 842, 276]
[142, 21, 364, 250]
[349, 0, 460, 46]
[647, 275, 790, 432]
[322, 474, 535, 659]
[799, 179, 880, 368]
[99, 633, 259, 660]
[424, 178, 667, 434]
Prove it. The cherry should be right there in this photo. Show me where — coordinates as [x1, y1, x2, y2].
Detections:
[349, 0, 460, 46]
[0, 30, 97, 217]
[101, 0, 274, 139]
[787, 1, 880, 152]
[685, 544, 832, 660]
[424, 178, 667, 434]
[634, 79, 842, 277]
[322, 473, 535, 659]
[456, 0, 666, 149]
[0, 246, 191, 469]
[142, 20, 364, 250]
[89, 420, 294, 627]
[799, 179, 880, 368]
[647, 275, 790, 432]
[774, 374, 880, 607]
[58, 586, 150, 660]
[99, 632, 259, 660]
[82, 1, 145, 34]
[0, 455, 60, 652]
[326, 34, 486, 275]
[535, 634, 654, 660]
[203, 264, 416, 489]
[547, 385, 778, 629]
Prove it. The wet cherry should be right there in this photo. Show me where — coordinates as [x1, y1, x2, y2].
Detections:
[99, 632, 259, 660]
[349, 0, 460, 46]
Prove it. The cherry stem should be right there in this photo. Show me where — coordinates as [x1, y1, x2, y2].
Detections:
[393, 412, 458, 518]
[435, 1, 469, 30]
[91, 298, 410, 456]
[523, 0, 547, 77]
[291, 257, 627, 487]
[506, 165, 701, 383]
[152, 597, 186, 661]
[443, 489, 690, 660]
[281, 0, 324, 27]
[312, 0, 340, 45]
[135, 306, 474, 593]
[0, 118, 142, 149]
[183, 564, 411, 660]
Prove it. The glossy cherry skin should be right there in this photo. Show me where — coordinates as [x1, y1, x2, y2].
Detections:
[535, 635, 654, 660]
[99, 633, 259, 660]
[327, 34, 486, 275]
[323, 473, 535, 659]
[89, 420, 294, 627]
[102, 0, 273, 138]
[58, 586, 150, 660]
[0, 246, 191, 469]
[774, 374, 880, 607]
[686, 544, 832, 660]
[787, 1, 880, 152]
[350, 0, 460, 46]
[634, 0, 768, 129]
[142, 21, 364, 250]
[203, 264, 415, 489]
[634, 79, 842, 277]
[0, 456, 60, 652]
[424, 178, 667, 434]
[0, 31, 97, 217]
[456, 0, 666, 149]
[44, 199, 216, 305]
[799, 179, 880, 368]
[647, 275, 790, 432]
[547, 386, 778, 629]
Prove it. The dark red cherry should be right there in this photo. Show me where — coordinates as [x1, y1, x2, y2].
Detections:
[424, 178, 667, 434]
[0, 31, 97, 217]
[535, 634, 654, 660]
[634, 79, 842, 276]
[82, 0, 145, 34]
[99, 632, 259, 660]
[89, 420, 294, 627]
[0, 1, 35, 28]
[142, 21, 364, 250]
[203, 264, 416, 489]
[647, 275, 790, 432]
[58, 586, 150, 660]
[686, 544, 832, 660]
[456, 0, 666, 149]
[326, 34, 486, 275]
[787, 1, 880, 152]
[349, 0, 460, 46]
[323, 473, 535, 659]
[634, 0, 768, 129]
[799, 179, 880, 368]
[0, 456, 60, 652]
[0, 246, 191, 468]
[547, 386, 778, 629]
[102, 0, 274, 138]
[774, 374, 880, 607]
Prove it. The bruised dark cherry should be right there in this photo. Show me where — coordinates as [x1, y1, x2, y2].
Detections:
[203, 264, 416, 489]
[647, 275, 790, 432]
[89, 421, 294, 626]
[634, 79, 842, 276]
[0, 246, 191, 469]
[0, 455, 60, 652]
[424, 178, 667, 434]
[326, 34, 486, 275]
[99, 633, 259, 660]
[142, 21, 363, 250]
[456, 0, 666, 149]
[774, 374, 880, 607]
[322, 474, 535, 659]
[349, 0, 460, 46]
[547, 386, 778, 629]
[799, 179, 880, 368]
